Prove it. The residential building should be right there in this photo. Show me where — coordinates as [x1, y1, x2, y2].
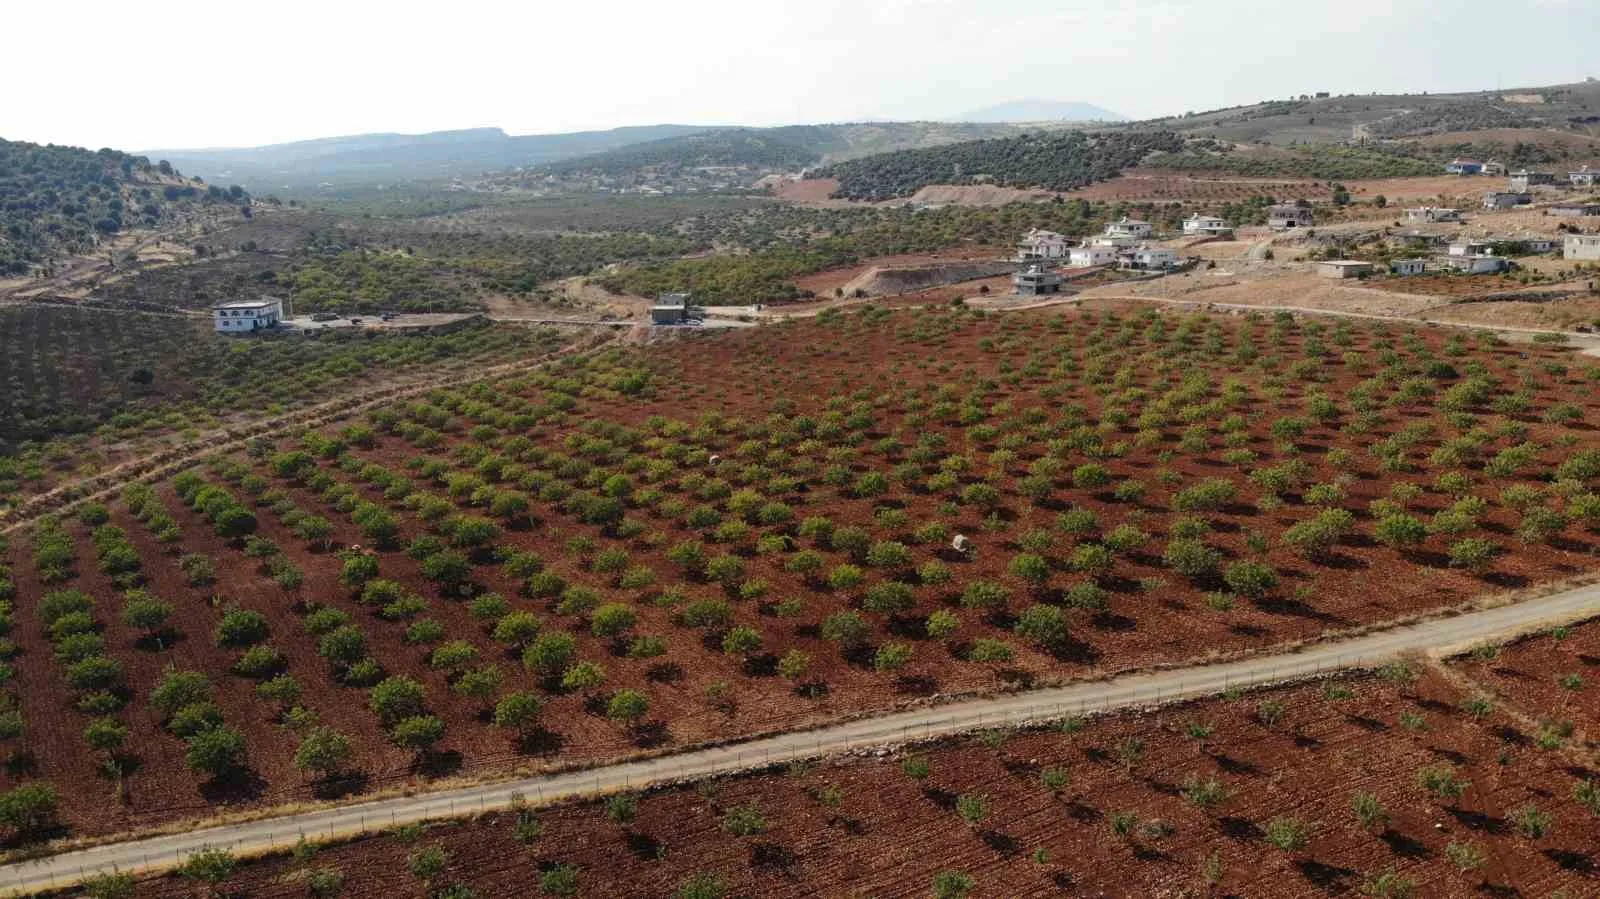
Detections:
[1016, 229, 1072, 261]
[1570, 166, 1599, 188]
[1181, 214, 1232, 236]
[1123, 247, 1178, 271]
[1268, 204, 1313, 230]
[213, 298, 282, 333]
[1482, 161, 1506, 176]
[1090, 234, 1138, 249]
[1405, 206, 1462, 222]
[1566, 234, 1600, 261]
[1509, 171, 1556, 191]
[1445, 159, 1484, 175]
[1449, 240, 1495, 257]
[1315, 260, 1374, 279]
[1104, 217, 1154, 240]
[1013, 264, 1065, 296]
[650, 293, 702, 325]
[1068, 245, 1120, 268]
[1443, 255, 1510, 274]
[1551, 202, 1600, 217]
[1481, 192, 1530, 210]
[1390, 259, 1427, 276]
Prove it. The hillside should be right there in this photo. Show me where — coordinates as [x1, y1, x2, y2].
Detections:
[538, 129, 819, 176]
[1131, 80, 1600, 146]
[0, 138, 245, 277]
[145, 125, 710, 189]
[956, 99, 1127, 123]
[814, 130, 1185, 201]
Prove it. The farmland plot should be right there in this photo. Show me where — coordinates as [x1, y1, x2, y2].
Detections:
[6, 305, 1600, 840]
[126, 664, 1600, 897]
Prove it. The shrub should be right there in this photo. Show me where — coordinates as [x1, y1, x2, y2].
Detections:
[1163, 538, 1220, 579]
[1222, 561, 1277, 597]
[1014, 604, 1070, 651]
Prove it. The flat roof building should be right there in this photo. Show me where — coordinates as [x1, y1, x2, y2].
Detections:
[213, 298, 283, 334]
[1315, 260, 1374, 279]
[1013, 264, 1065, 296]
[1566, 234, 1600, 262]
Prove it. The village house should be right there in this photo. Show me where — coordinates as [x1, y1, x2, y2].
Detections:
[1013, 264, 1065, 296]
[1405, 206, 1462, 222]
[1481, 192, 1530, 210]
[1443, 255, 1510, 274]
[1481, 161, 1507, 176]
[1122, 247, 1178, 271]
[1448, 240, 1495, 257]
[650, 293, 703, 325]
[1315, 260, 1374, 279]
[1570, 166, 1598, 189]
[1566, 234, 1600, 262]
[1509, 171, 1556, 192]
[1181, 214, 1232, 237]
[1267, 203, 1313, 230]
[1089, 233, 1139, 249]
[213, 298, 283, 333]
[1016, 229, 1072, 261]
[1445, 159, 1484, 175]
[1390, 259, 1427, 276]
[1104, 217, 1154, 240]
[1068, 244, 1120, 268]
[1551, 202, 1600, 217]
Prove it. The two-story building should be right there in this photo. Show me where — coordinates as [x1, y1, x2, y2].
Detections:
[1104, 217, 1154, 240]
[212, 298, 283, 334]
[1068, 244, 1120, 268]
[1181, 214, 1232, 237]
[1123, 247, 1178, 271]
[1013, 264, 1065, 296]
[1016, 229, 1072, 261]
[1509, 171, 1556, 192]
[1570, 166, 1599, 189]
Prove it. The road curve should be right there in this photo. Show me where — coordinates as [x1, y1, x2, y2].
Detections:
[4, 582, 1599, 894]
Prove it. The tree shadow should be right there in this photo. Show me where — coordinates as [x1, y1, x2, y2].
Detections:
[311, 771, 370, 801]
[199, 768, 268, 804]
[1379, 828, 1429, 859]
[631, 721, 671, 749]
[413, 750, 464, 779]
[1296, 859, 1356, 891]
[625, 831, 661, 860]
[645, 662, 684, 684]
[515, 728, 566, 757]
[1544, 849, 1596, 873]
[979, 829, 1023, 856]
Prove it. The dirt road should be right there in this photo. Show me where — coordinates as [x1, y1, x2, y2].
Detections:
[4, 579, 1597, 894]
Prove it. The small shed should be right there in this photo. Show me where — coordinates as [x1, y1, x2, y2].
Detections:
[1315, 260, 1374, 279]
[1390, 259, 1426, 276]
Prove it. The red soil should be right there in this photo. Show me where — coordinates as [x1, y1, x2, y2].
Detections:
[132, 665, 1600, 897]
[10, 308, 1600, 839]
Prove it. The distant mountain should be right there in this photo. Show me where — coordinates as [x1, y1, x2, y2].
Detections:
[955, 101, 1126, 123]
[144, 125, 710, 189]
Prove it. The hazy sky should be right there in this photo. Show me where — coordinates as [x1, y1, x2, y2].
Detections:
[6, 0, 1596, 151]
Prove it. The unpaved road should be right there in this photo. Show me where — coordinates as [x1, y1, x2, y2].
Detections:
[5, 580, 1599, 894]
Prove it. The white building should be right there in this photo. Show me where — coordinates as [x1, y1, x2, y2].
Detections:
[1068, 245, 1120, 268]
[1315, 260, 1374, 279]
[1090, 234, 1138, 249]
[1104, 217, 1153, 240]
[1565, 234, 1600, 261]
[1443, 255, 1509, 274]
[1448, 240, 1495, 257]
[1016, 229, 1072, 261]
[1405, 207, 1462, 222]
[1182, 214, 1231, 236]
[213, 298, 283, 333]
[1551, 203, 1600, 218]
[1124, 247, 1178, 271]
[1570, 166, 1598, 189]
[1509, 171, 1556, 192]
[1391, 259, 1427, 276]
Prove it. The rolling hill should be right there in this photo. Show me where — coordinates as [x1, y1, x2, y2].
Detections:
[0, 137, 245, 276]
[955, 100, 1126, 123]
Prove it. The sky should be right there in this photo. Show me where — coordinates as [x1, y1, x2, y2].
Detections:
[5, 0, 1597, 152]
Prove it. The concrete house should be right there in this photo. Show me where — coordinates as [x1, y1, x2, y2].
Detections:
[1016, 229, 1072, 261]
[1482, 192, 1530, 210]
[1551, 202, 1600, 217]
[1105, 217, 1154, 240]
[1449, 240, 1495, 257]
[1482, 161, 1507, 176]
[1570, 166, 1599, 189]
[1509, 171, 1556, 191]
[1181, 214, 1232, 237]
[1566, 234, 1600, 261]
[1405, 206, 1462, 222]
[1315, 260, 1374, 279]
[1069, 245, 1120, 268]
[1391, 259, 1427, 276]
[213, 298, 283, 333]
[1444, 255, 1510, 274]
[1123, 247, 1178, 271]
[1268, 204, 1314, 230]
[650, 293, 703, 325]
[1445, 159, 1485, 175]
[1013, 264, 1065, 296]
